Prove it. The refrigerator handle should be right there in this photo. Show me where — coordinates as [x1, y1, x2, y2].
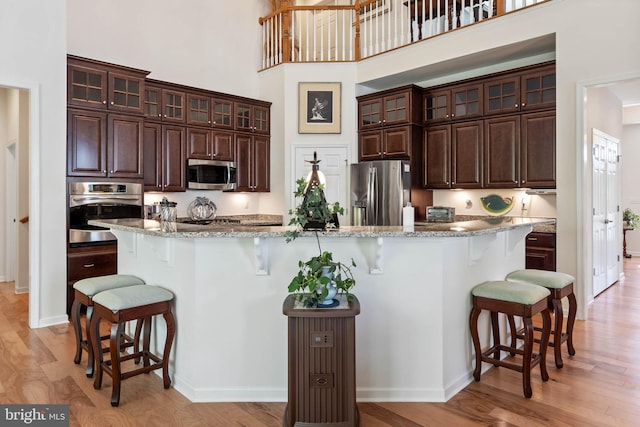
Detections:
[368, 166, 378, 225]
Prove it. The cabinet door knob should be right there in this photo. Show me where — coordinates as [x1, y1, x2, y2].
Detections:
[110, 170, 114, 174]
[515, 104, 519, 108]
[102, 100, 107, 104]
[110, 101, 114, 105]
[103, 170, 107, 174]
[522, 103, 526, 107]
[157, 114, 162, 118]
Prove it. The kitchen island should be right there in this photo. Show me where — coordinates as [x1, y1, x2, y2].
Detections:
[89, 216, 553, 403]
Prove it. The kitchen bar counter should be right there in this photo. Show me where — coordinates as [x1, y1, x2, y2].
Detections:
[90, 216, 553, 404]
[90, 216, 554, 238]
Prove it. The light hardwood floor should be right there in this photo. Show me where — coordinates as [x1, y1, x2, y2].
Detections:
[1, 259, 639, 426]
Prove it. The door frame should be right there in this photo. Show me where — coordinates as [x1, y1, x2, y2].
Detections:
[0, 80, 41, 328]
[577, 71, 640, 319]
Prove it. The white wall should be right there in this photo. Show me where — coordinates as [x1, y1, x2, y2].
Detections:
[0, 0, 67, 326]
[621, 123, 640, 255]
[0, 89, 6, 281]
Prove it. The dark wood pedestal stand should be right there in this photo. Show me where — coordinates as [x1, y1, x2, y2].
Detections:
[283, 294, 360, 427]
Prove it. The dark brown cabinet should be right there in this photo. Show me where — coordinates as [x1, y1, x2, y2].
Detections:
[186, 128, 234, 161]
[359, 126, 412, 160]
[484, 115, 520, 188]
[143, 123, 186, 192]
[67, 109, 143, 179]
[144, 82, 185, 123]
[186, 94, 234, 129]
[357, 86, 422, 161]
[521, 111, 555, 188]
[484, 65, 555, 116]
[186, 93, 211, 126]
[235, 134, 270, 192]
[525, 232, 556, 271]
[235, 101, 270, 134]
[359, 88, 419, 129]
[67, 244, 118, 314]
[423, 121, 483, 189]
[423, 83, 483, 124]
[67, 56, 148, 114]
[484, 111, 555, 189]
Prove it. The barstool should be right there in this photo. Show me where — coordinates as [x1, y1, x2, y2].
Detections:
[506, 269, 577, 368]
[71, 274, 145, 377]
[90, 284, 175, 407]
[469, 280, 551, 398]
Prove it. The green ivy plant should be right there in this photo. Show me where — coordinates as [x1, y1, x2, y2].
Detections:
[623, 208, 640, 228]
[285, 177, 356, 307]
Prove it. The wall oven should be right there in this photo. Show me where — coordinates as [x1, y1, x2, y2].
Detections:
[68, 182, 143, 246]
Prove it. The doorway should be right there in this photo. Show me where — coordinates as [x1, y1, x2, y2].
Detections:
[291, 144, 350, 224]
[592, 129, 620, 296]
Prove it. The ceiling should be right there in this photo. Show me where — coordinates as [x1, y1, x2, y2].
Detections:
[602, 79, 640, 107]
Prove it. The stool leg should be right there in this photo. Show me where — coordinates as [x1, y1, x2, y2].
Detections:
[84, 305, 96, 377]
[469, 303, 482, 382]
[522, 315, 534, 398]
[490, 311, 500, 362]
[507, 315, 517, 356]
[551, 297, 564, 368]
[110, 321, 123, 407]
[133, 318, 144, 364]
[71, 299, 83, 365]
[566, 292, 577, 356]
[142, 316, 152, 369]
[162, 310, 176, 389]
[91, 312, 104, 390]
[539, 308, 551, 382]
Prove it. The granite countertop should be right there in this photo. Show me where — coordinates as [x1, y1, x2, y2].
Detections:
[453, 215, 556, 233]
[89, 216, 555, 239]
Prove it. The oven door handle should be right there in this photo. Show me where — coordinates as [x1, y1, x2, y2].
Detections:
[70, 195, 142, 206]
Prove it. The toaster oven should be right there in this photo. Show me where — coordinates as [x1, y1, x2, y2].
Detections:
[426, 206, 455, 222]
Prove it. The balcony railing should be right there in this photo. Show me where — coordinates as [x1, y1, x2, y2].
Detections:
[259, 0, 550, 69]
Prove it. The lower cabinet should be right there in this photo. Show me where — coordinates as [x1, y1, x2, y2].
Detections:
[525, 232, 556, 271]
[67, 244, 117, 315]
[143, 123, 186, 192]
[235, 134, 270, 192]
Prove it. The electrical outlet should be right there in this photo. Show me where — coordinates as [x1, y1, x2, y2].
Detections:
[310, 331, 333, 348]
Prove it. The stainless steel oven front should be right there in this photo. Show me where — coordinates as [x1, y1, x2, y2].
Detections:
[68, 182, 143, 246]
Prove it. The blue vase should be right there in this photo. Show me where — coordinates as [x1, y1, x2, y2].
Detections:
[318, 266, 338, 306]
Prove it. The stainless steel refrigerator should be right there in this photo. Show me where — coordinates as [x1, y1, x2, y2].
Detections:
[350, 160, 411, 226]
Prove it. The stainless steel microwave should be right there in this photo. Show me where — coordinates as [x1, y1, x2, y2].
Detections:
[187, 159, 236, 190]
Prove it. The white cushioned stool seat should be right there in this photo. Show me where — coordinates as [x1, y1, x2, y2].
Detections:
[506, 269, 574, 289]
[472, 280, 550, 304]
[93, 284, 173, 311]
[73, 274, 145, 297]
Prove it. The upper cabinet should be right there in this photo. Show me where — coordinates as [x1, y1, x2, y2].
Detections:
[358, 85, 421, 130]
[484, 65, 556, 116]
[235, 101, 270, 134]
[357, 85, 422, 161]
[67, 55, 148, 114]
[144, 81, 185, 123]
[186, 93, 235, 129]
[423, 83, 483, 124]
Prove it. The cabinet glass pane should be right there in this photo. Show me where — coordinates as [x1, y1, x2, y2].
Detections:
[73, 70, 87, 85]
[114, 77, 126, 92]
[88, 73, 102, 88]
[114, 92, 126, 106]
[542, 89, 555, 103]
[236, 106, 251, 128]
[73, 86, 87, 100]
[526, 78, 541, 91]
[129, 80, 140, 95]
[127, 94, 139, 108]
[542, 74, 555, 88]
[361, 103, 381, 125]
[213, 101, 232, 126]
[385, 97, 407, 122]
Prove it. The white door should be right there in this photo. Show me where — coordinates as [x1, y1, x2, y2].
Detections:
[292, 145, 349, 225]
[5, 142, 17, 282]
[592, 129, 620, 296]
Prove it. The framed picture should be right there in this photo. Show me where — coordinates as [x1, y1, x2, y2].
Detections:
[298, 82, 341, 134]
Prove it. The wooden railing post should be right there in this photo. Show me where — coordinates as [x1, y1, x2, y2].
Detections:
[281, 0, 291, 62]
[496, 0, 505, 16]
[354, 0, 361, 61]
